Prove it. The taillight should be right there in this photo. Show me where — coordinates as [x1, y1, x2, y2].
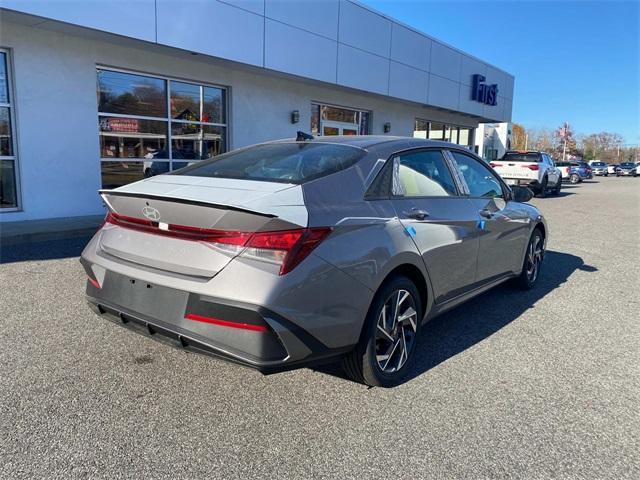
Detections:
[522, 164, 539, 171]
[103, 212, 331, 275]
[489, 162, 502, 168]
[242, 227, 332, 275]
[104, 212, 252, 245]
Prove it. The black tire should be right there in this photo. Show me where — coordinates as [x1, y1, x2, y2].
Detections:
[551, 176, 562, 195]
[604, 173, 608, 177]
[515, 228, 544, 290]
[342, 275, 423, 388]
[536, 176, 548, 198]
[570, 173, 580, 184]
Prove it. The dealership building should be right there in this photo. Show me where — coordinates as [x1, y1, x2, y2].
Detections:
[0, 0, 514, 223]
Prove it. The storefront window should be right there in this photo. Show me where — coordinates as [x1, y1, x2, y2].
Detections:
[415, 118, 474, 149]
[312, 103, 370, 136]
[97, 68, 228, 188]
[429, 122, 444, 140]
[0, 50, 18, 209]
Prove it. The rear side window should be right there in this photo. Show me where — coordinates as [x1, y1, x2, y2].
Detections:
[394, 150, 458, 197]
[173, 143, 365, 184]
[502, 152, 542, 162]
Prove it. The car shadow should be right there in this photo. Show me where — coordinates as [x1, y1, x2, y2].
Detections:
[314, 250, 597, 386]
[0, 236, 93, 264]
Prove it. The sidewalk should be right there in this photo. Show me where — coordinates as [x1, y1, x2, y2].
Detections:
[0, 215, 104, 246]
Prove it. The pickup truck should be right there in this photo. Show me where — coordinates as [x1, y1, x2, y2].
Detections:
[490, 151, 562, 197]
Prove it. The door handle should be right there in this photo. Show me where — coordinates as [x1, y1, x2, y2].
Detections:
[404, 208, 430, 220]
[479, 208, 494, 219]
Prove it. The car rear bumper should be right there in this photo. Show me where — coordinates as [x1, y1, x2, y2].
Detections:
[503, 178, 540, 188]
[80, 232, 373, 372]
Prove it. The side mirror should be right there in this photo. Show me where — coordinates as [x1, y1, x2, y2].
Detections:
[511, 185, 534, 203]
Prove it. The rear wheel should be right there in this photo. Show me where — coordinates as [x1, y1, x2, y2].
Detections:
[515, 229, 544, 290]
[552, 176, 562, 195]
[570, 173, 580, 184]
[536, 176, 548, 198]
[343, 275, 422, 387]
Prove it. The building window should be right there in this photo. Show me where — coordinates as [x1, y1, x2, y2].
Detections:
[413, 119, 474, 149]
[97, 68, 227, 188]
[310, 103, 370, 136]
[0, 49, 18, 210]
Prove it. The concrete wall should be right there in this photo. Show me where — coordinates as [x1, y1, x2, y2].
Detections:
[0, 20, 480, 221]
[1, 0, 514, 122]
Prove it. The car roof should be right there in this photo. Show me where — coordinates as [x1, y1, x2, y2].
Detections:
[272, 135, 466, 150]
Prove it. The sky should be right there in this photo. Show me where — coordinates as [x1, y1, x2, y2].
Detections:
[361, 0, 640, 144]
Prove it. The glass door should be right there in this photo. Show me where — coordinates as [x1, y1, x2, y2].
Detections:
[321, 121, 359, 136]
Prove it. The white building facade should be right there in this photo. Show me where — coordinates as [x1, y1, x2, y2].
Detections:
[0, 0, 514, 222]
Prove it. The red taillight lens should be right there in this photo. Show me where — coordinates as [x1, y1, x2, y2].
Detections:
[242, 227, 332, 275]
[103, 211, 332, 275]
[523, 164, 539, 171]
[104, 212, 252, 245]
[489, 162, 502, 168]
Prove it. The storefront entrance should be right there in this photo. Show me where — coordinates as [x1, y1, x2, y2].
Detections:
[321, 121, 359, 136]
[311, 103, 370, 136]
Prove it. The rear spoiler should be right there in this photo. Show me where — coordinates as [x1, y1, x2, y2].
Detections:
[99, 190, 276, 218]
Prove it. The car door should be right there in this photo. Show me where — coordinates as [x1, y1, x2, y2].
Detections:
[543, 154, 560, 184]
[389, 148, 481, 304]
[448, 150, 531, 283]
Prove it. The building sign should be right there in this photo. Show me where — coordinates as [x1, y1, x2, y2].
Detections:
[471, 74, 498, 106]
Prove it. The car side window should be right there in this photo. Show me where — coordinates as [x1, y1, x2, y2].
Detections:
[393, 150, 458, 197]
[450, 151, 504, 198]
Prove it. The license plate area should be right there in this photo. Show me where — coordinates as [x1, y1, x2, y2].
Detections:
[99, 271, 189, 323]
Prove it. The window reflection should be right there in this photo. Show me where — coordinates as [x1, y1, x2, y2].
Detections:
[0, 107, 12, 156]
[171, 81, 200, 121]
[203, 87, 225, 124]
[97, 69, 166, 118]
[0, 52, 8, 104]
[99, 117, 167, 159]
[414, 119, 474, 149]
[171, 123, 225, 161]
[97, 69, 228, 189]
[101, 161, 150, 189]
[0, 160, 17, 208]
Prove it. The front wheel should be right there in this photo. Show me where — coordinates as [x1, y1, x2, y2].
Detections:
[570, 173, 580, 184]
[515, 229, 544, 290]
[343, 275, 422, 387]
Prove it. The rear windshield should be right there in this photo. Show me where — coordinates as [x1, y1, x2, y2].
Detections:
[502, 152, 542, 162]
[173, 142, 366, 184]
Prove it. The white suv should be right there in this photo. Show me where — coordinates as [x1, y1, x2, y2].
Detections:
[490, 151, 562, 197]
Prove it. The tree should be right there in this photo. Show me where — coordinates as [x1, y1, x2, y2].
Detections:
[578, 132, 625, 163]
[527, 127, 555, 153]
[511, 123, 527, 150]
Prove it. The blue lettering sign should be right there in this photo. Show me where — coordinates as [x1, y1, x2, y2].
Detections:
[472, 74, 498, 106]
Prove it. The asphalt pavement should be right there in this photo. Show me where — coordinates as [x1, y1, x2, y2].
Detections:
[1, 177, 638, 479]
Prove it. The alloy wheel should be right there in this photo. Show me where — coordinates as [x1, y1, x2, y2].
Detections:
[375, 289, 418, 374]
[525, 235, 543, 283]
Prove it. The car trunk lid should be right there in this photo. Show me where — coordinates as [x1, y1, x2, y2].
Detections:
[98, 176, 307, 278]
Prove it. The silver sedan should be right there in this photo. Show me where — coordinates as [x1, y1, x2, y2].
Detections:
[81, 136, 547, 387]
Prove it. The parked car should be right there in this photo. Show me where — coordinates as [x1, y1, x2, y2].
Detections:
[589, 161, 608, 176]
[555, 161, 583, 184]
[616, 162, 638, 177]
[607, 164, 619, 175]
[81, 136, 548, 387]
[490, 150, 562, 197]
[568, 162, 593, 183]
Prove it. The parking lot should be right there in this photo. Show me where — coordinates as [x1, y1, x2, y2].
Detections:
[1, 177, 638, 479]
